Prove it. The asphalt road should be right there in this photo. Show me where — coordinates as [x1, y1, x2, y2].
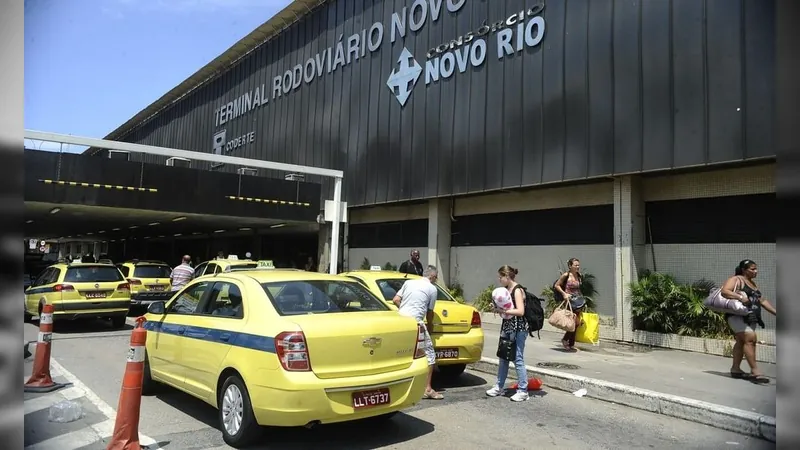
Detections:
[25, 317, 775, 450]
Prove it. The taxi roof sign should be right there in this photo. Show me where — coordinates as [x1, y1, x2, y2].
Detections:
[228, 255, 239, 260]
[369, 265, 382, 271]
[257, 260, 275, 269]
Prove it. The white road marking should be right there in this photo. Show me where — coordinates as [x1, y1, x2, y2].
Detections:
[24, 359, 162, 450]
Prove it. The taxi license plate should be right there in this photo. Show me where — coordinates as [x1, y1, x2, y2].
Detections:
[85, 292, 107, 299]
[436, 348, 459, 359]
[147, 285, 166, 291]
[352, 388, 390, 410]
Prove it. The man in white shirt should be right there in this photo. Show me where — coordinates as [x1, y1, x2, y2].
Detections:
[170, 255, 195, 291]
[392, 265, 443, 400]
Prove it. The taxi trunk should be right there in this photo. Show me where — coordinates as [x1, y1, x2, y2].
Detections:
[431, 302, 477, 334]
[58, 266, 130, 312]
[127, 264, 172, 293]
[288, 312, 420, 380]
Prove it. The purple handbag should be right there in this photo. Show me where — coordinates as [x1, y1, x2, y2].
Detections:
[703, 276, 750, 316]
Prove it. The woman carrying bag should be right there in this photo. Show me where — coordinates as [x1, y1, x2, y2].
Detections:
[486, 265, 530, 402]
[553, 258, 586, 351]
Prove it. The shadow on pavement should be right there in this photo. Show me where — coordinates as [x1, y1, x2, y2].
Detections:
[153, 388, 435, 450]
[432, 371, 487, 392]
[30, 317, 134, 335]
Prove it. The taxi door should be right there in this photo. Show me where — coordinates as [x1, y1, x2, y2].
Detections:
[180, 279, 246, 401]
[146, 280, 213, 390]
[25, 268, 58, 315]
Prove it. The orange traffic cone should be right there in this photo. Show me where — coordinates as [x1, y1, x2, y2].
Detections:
[25, 304, 66, 393]
[107, 317, 148, 450]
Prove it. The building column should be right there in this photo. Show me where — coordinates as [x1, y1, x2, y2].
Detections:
[427, 199, 452, 286]
[613, 176, 646, 341]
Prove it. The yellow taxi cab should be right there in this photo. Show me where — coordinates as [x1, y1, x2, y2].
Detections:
[342, 268, 484, 379]
[24, 262, 131, 328]
[116, 260, 173, 309]
[192, 257, 260, 278]
[141, 269, 429, 448]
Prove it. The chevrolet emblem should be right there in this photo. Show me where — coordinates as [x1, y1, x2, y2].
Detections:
[362, 337, 382, 348]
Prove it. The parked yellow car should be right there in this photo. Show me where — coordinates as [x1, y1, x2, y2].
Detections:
[342, 269, 484, 379]
[192, 258, 260, 278]
[116, 260, 173, 309]
[141, 270, 429, 448]
[24, 262, 131, 328]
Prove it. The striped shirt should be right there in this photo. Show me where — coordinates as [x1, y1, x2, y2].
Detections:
[170, 263, 195, 291]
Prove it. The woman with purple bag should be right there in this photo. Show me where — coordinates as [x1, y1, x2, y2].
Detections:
[720, 260, 777, 383]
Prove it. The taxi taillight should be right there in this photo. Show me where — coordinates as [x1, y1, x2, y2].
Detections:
[117, 283, 130, 291]
[414, 324, 426, 359]
[127, 278, 143, 286]
[53, 284, 74, 292]
[275, 331, 311, 372]
[471, 311, 481, 328]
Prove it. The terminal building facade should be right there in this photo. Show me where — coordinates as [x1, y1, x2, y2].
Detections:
[88, 0, 777, 352]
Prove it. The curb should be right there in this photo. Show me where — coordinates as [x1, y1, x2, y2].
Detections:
[470, 357, 776, 443]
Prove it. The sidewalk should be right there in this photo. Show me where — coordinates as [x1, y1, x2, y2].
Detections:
[476, 315, 776, 441]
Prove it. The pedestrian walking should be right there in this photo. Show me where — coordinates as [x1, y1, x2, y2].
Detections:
[722, 259, 776, 383]
[553, 258, 586, 351]
[392, 265, 444, 400]
[398, 250, 424, 276]
[170, 255, 195, 291]
[486, 265, 530, 402]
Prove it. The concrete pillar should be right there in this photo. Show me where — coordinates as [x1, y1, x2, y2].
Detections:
[427, 199, 452, 286]
[613, 176, 646, 341]
[317, 223, 331, 273]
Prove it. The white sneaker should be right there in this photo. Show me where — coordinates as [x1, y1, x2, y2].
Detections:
[510, 391, 529, 402]
[485, 385, 504, 397]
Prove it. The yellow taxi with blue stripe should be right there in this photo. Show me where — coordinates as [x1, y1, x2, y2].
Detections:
[24, 262, 130, 328]
[141, 269, 430, 448]
[342, 268, 484, 379]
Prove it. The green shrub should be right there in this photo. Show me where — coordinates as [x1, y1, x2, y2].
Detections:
[359, 257, 371, 270]
[540, 270, 598, 315]
[471, 285, 495, 312]
[448, 280, 466, 304]
[382, 262, 398, 271]
[629, 271, 729, 339]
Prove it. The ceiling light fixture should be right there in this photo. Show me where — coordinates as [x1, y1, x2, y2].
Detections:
[112, 228, 121, 231]
[148, 222, 160, 226]
[49, 207, 61, 214]
[158, 235, 165, 238]
[172, 216, 187, 222]
[25, 219, 33, 224]
[98, 230, 105, 234]
[86, 232, 94, 235]
[239, 227, 252, 231]
[192, 232, 202, 235]
[129, 225, 138, 229]
[213, 229, 225, 233]
[174, 233, 182, 237]
[270, 223, 286, 229]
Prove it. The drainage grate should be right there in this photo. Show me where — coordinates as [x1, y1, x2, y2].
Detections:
[536, 362, 580, 370]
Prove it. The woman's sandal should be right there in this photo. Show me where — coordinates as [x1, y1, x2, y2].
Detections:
[730, 370, 747, 379]
[749, 374, 770, 384]
[423, 390, 444, 400]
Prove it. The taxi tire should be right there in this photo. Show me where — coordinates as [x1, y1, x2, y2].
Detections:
[219, 375, 260, 448]
[110, 316, 126, 329]
[437, 364, 467, 379]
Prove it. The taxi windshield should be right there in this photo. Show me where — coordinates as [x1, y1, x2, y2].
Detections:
[64, 266, 124, 283]
[376, 278, 455, 302]
[132, 265, 172, 278]
[261, 280, 390, 316]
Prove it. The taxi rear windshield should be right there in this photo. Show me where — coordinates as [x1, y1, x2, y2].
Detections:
[133, 265, 172, 278]
[261, 280, 390, 316]
[64, 266, 124, 283]
[229, 263, 258, 271]
[376, 278, 456, 302]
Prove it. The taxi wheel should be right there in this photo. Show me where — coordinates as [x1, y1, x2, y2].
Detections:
[219, 375, 260, 448]
[437, 364, 467, 379]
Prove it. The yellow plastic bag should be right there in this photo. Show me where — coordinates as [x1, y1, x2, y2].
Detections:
[576, 312, 600, 345]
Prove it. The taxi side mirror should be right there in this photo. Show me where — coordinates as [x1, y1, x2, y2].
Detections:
[147, 301, 166, 315]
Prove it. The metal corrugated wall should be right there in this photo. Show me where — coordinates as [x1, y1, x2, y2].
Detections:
[119, 0, 776, 207]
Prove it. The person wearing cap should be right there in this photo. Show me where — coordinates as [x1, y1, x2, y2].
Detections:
[398, 250, 423, 276]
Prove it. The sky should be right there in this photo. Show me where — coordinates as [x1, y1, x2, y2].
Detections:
[24, 0, 292, 153]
